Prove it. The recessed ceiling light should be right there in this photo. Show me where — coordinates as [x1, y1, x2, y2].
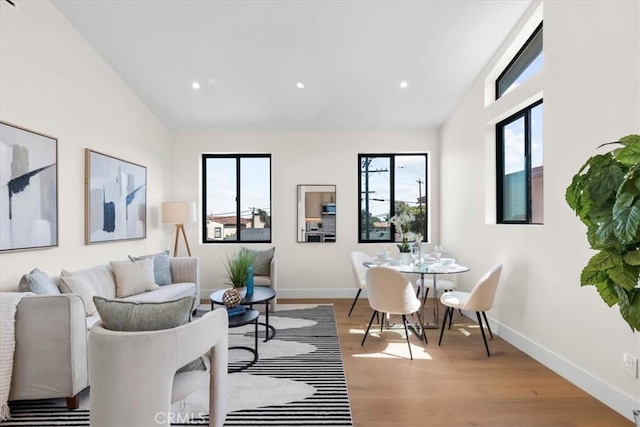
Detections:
[400, 81, 408, 89]
[192, 81, 201, 89]
[296, 82, 305, 89]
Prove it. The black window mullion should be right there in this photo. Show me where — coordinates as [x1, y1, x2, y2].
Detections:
[524, 109, 532, 223]
[389, 155, 396, 237]
[235, 156, 242, 242]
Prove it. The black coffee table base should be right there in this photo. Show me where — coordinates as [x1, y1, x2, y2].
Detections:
[228, 309, 259, 373]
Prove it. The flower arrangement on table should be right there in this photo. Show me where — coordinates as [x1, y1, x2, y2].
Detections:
[389, 212, 420, 253]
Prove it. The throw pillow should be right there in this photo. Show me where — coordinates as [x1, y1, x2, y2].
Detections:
[18, 268, 60, 295]
[110, 258, 159, 298]
[93, 295, 205, 372]
[93, 295, 194, 331]
[244, 247, 275, 276]
[128, 250, 172, 286]
[60, 274, 98, 316]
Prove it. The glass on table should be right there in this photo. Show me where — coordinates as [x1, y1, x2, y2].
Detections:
[433, 245, 444, 261]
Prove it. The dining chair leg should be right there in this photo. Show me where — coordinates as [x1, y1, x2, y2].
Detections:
[361, 310, 378, 346]
[401, 315, 413, 360]
[415, 310, 428, 343]
[438, 307, 452, 346]
[380, 313, 385, 332]
[448, 307, 454, 329]
[482, 311, 493, 338]
[348, 289, 362, 316]
[476, 311, 491, 357]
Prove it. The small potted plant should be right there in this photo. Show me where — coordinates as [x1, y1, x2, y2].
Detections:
[224, 249, 256, 298]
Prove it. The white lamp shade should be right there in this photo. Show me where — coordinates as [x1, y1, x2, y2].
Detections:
[162, 201, 197, 224]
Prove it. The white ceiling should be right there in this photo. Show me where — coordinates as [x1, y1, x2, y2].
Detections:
[51, 0, 531, 132]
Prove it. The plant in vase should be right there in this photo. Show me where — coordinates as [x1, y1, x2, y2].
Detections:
[389, 212, 420, 264]
[224, 248, 256, 298]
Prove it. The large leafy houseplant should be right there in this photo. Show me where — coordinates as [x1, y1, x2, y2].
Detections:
[566, 134, 640, 331]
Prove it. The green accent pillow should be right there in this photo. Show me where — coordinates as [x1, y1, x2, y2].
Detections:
[244, 247, 275, 276]
[93, 295, 205, 372]
[128, 250, 172, 286]
[18, 268, 60, 295]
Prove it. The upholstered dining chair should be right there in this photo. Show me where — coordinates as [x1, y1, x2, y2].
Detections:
[438, 264, 503, 357]
[349, 251, 372, 316]
[361, 266, 427, 360]
[89, 309, 229, 427]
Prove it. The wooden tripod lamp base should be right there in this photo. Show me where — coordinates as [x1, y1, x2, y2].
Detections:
[162, 201, 197, 257]
[173, 223, 192, 257]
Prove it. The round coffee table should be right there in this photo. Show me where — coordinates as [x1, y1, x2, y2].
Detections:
[210, 287, 276, 342]
[228, 308, 259, 373]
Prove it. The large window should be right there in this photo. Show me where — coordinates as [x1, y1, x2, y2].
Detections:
[202, 154, 271, 243]
[358, 154, 428, 243]
[496, 23, 543, 99]
[496, 100, 543, 224]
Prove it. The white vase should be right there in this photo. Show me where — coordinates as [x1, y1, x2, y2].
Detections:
[399, 252, 411, 265]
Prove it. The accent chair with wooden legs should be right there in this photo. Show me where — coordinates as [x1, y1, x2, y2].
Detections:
[438, 264, 503, 357]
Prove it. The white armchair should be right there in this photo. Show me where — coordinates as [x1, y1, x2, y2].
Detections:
[89, 308, 229, 427]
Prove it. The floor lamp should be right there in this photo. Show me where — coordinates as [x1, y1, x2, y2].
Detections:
[162, 201, 197, 257]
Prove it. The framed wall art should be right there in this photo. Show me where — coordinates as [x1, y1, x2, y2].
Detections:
[0, 121, 58, 252]
[85, 149, 147, 244]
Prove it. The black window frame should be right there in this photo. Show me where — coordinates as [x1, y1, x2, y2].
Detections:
[495, 23, 543, 100]
[496, 99, 543, 224]
[358, 153, 429, 243]
[201, 153, 272, 244]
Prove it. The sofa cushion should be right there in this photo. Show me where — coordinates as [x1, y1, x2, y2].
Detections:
[60, 273, 105, 316]
[128, 250, 172, 286]
[244, 247, 275, 276]
[18, 268, 61, 295]
[60, 265, 117, 300]
[110, 258, 159, 298]
[93, 295, 194, 332]
[121, 282, 196, 304]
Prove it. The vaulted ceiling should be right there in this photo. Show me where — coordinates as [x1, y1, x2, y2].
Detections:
[52, 0, 531, 132]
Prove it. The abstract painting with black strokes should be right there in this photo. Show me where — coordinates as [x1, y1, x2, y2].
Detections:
[0, 122, 58, 252]
[85, 149, 146, 244]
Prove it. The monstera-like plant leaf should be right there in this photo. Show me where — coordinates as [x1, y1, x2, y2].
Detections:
[566, 134, 640, 332]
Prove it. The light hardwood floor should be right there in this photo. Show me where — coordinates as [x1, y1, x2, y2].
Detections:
[282, 298, 633, 427]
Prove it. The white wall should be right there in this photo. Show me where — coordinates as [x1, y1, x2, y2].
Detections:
[440, 1, 640, 420]
[170, 131, 439, 298]
[0, 1, 172, 291]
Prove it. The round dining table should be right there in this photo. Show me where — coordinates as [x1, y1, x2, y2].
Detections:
[364, 259, 470, 333]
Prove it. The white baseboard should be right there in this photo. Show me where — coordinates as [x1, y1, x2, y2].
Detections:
[488, 315, 637, 422]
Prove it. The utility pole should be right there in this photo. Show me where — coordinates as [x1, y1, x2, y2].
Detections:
[361, 158, 388, 240]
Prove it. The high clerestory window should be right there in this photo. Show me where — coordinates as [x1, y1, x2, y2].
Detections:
[496, 23, 543, 99]
[202, 154, 271, 243]
[358, 153, 428, 243]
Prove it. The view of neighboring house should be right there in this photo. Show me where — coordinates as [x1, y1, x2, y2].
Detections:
[206, 212, 267, 240]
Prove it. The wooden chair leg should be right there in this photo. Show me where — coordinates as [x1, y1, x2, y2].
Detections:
[66, 394, 80, 410]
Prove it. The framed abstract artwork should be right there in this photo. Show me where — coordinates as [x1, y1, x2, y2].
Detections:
[85, 149, 147, 244]
[0, 122, 58, 252]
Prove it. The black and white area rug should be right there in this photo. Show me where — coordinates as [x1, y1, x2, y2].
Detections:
[3, 304, 353, 427]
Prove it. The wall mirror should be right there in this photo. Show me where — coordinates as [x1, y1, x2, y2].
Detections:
[297, 185, 336, 243]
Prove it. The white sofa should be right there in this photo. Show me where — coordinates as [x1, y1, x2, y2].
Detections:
[9, 256, 200, 409]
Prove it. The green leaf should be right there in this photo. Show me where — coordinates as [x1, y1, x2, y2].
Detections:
[580, 250, 619, 285]
[612, 195, 640, 243]
[607, 262, 640, 290]
[623, 249, 640, 265]
[618, 134, 640, 146]
[616, 287, 640, 332]
[595, 220, 616, 246]
[594, 280, 620, 307]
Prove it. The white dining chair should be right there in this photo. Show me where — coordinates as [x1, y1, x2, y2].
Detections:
[438, 264, 503, 357]
[349, 251, 372, 316]
[361, 266, 427, 360]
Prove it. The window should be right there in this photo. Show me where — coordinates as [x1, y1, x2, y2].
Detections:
[358, 154, 428, 243]
[202, 154, 271, 243]
[496, 23, 543, 99]
[496, 100, 543, 224]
